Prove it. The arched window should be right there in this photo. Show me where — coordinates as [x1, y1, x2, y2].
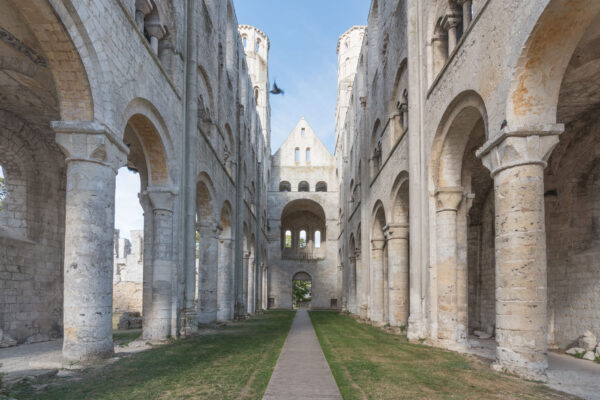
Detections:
[279, 181, 291, 192]
[314, 230, 321, 248]
[301, 127, 306, 136]
[284, 230, 292, 248]
[306, 148, 311, 163]
[242, 35, 247, 48]
[254, 86, 259, 103]
[299, 230, 307, 248]
[316, 181, 327, 192]
[295, 148, 300, 163]
[298, 181, 309, 192]
[255, 38, 261, 52]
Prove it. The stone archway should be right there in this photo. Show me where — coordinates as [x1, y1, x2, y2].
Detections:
[430, 91, 490, 348]
[292, 271, 312, 309]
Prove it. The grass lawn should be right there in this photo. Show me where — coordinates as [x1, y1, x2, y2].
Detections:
[6, 311, 295, 400]
[309, 311, 578, 400]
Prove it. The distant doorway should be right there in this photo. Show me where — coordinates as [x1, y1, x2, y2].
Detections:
[292, 272, 312, 309]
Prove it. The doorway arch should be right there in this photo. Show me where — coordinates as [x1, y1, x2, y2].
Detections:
[292, 271, 312, 309]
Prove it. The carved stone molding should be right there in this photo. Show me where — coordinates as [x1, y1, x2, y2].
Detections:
[476, 125, 564, 177]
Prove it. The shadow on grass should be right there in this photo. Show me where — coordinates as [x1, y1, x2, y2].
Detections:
[309, 311, 578, 400]
[8, 311, 295, 400]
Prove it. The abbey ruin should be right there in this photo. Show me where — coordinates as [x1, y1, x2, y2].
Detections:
[1, 0, 599, 385]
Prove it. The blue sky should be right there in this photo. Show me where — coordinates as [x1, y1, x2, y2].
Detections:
[115, 2, 368, 239]
[233, 0, 368, 153]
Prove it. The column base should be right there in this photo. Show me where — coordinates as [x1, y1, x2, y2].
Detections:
[407, 314, 427, 341]
[62, 340, 113, 363]
[180, 308, 198, 336]
[493, 347, 548, 382]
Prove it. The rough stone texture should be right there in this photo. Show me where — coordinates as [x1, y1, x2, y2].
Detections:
[333, 0, 600, 382]
[267, 120, 339, 310]
[0, 0, 270, 361]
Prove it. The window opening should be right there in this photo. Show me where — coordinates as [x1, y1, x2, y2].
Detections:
[299, 230, 307, 248]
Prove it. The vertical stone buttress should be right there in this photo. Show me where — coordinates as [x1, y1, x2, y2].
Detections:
[477, 128, 562, 379]
[53, 122, 127, 361]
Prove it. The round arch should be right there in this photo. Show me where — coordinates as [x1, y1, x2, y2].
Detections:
[506, 0, 600, 127]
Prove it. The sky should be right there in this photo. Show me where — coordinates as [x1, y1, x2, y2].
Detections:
[234, 0, 368, 153]
[115, 1, 368, 240]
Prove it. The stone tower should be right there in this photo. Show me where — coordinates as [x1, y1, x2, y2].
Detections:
[239, 25, 271, 146]
[335, 26, 365, 143]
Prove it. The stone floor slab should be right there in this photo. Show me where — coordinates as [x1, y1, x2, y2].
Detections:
[263, 309, 342, 400]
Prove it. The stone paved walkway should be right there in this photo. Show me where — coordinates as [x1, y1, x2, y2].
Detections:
[263, 309, 342, 400]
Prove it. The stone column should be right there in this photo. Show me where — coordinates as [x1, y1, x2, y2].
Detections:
[135, 0, 152, 32]
[435, 187, 464, 342]
[356, 250, 368, 319]
[247, 255, 256, 314]
[138, 192, 154, 339]
[431, 32, 448, 77]
[197, 221, 219, 324]
[386, 223, 410, 327]
[262, 265, 268, 310]
[370, 239, 386, 325]
[144, 188, 176, 341]
[458, 0, 473, 28]
[443, 16, 461, 54]
[53, 121, 127, 361]
[241, 251, 250, 316]
[144, 13, 166, 54]
[348, 255, 357, 315]
[477, 128, 562, 379]
[217, 234, 234, 322]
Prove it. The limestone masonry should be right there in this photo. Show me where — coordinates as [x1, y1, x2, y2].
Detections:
[0, 0, 598, 382]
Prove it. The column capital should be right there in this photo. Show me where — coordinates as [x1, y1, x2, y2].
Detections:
[371, 238, 386, 251]
[456, 0, 471, 5]
[145, 187, 177, 213]
[349, 256, 357, 263]
[442, 14, 461, 31]
[52, 120, 129, 172]
[434, 187, 464, 212]
[145, 15, 166, 40]
[384, 223, 409, 240]
[355, 249, 362, 260]
[476, 125, 563, 177]
[135, 0, 153, 15]
[243, 251, 251, 259]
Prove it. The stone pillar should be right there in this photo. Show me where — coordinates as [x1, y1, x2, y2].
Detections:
[443, 16, 461, 54]
[348, 255, 357, 315]
[135, 0, 152, 32]
[386, 223, 410, 327]
[53, 121, 127, 361]
[356, 250, 368, 319]
[241, 252, 250, 316]
[247, 255, 256, 314]
[435, 187, 464, 342]
[138, 192, 154, 338]
[217, 234, 234, 322]
[144, 13, 165, 54]
[432, 33, 448, 76]
[262, 265, 268, 310]
[144, 188, 176, 341]
[477, 128, 562, 379]
[197, 222, 219, 324]
[458, 0, 473, 28]
[370, 239, 386, 325]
